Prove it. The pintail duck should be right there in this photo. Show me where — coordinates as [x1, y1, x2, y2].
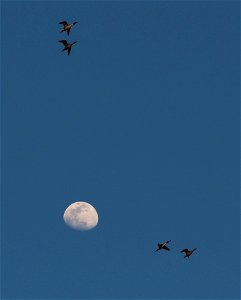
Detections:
[59, 20, 78, 35]
[155, 240, 171, 252]
[181, 248, 197, 258]
[58, 40, 77, 55]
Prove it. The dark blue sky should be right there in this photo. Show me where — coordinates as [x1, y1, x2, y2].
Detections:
[2, 1, 240, 299]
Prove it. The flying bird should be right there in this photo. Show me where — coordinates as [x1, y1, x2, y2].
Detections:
[155, 240, 171, 252]
[59, 20, 78, 35]
[180, 248, 197, 258]
[58, 40, 77, 55]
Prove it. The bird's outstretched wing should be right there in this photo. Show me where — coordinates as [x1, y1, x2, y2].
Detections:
[59, 21, 68, 25]
[68, 48, 71, 55]
[59, 40, 68, 46]
[166, 240, 171, 243]
[181, 249, 188, 253]
[163, 245, 170, 251]
[67, 28, 70, 36]
[192, 248, 197, 252]
[154, 243, 161, 252]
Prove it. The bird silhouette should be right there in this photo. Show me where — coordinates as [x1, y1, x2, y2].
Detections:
[154, 240, 171, 252]
[58, 40, 77, 55]
[180, 248, 197, 258]
[59, 20, 78, 36]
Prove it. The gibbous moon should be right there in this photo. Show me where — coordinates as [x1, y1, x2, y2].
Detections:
[63, 202, 98, 231]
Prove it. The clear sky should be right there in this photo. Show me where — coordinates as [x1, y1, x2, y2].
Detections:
[1, 1, 240, 299]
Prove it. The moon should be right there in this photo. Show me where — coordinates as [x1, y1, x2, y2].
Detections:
[63, 202, 98, 231]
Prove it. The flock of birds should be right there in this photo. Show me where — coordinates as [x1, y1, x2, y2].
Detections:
[58, 20, 78, 55]
[155, 240, 197, 258]
[57, 20, 198, 261]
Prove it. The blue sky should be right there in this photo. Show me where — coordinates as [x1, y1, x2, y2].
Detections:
[1, 1, 240, 299]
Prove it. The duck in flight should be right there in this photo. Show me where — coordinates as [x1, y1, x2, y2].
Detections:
[180, 248, 197, 258]
[59, 20, 78, 35]
[58, 40, 77, 55]
[155, 240, 171, 252]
